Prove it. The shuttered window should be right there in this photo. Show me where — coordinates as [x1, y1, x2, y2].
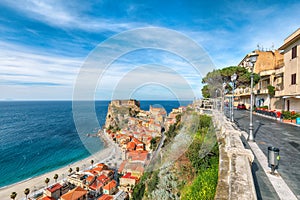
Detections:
[292, 46, 297, 59]
[291, 73, 296, 85]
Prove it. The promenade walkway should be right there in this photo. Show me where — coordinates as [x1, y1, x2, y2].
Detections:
[231, 109, 299, 200]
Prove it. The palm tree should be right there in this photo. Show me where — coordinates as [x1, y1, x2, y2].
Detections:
[24, 188, 30, 199]
[10, 192, 17, 200]
[53, 174, 59, 182]
[45, 178, 50, 187]
[68, 167, 73, 174]
[91, 160, 94, 168]
[76, 167, 80, 173]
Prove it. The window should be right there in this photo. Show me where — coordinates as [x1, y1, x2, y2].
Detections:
[292, 46, 297, 59]
[291, 73, 296, 85]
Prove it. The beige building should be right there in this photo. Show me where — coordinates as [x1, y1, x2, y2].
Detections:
[278, 28, 300, 112]
[237, 50, 283, 109]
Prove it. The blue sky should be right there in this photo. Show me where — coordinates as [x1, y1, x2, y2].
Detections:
[0, 0, 299, 100]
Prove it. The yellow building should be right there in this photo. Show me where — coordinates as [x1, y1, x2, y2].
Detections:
[278, 28, 300, 112]
[237, 50, 283, 109]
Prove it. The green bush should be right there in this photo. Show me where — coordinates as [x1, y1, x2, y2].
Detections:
[267, 85, 275, 96]
[259, 106, 268, 109]
[282, 111, 291, 120]
[132, 182, 145, 200]
[181, 151, 219, 200]
[147, 171, 159, 193]
[199, 115, 212, 129]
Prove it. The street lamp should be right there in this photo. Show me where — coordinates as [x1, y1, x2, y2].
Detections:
[215, 88, 222, 111]
[222, 82, 226, 114]
[231, 73, 237, 122]
[248, 52, 258, 142]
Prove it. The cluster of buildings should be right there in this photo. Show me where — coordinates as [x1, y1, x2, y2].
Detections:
[104, 102, 185, 197]
[235, 28, 300, 112]
[36, 101, 186, 200]
[38, 163, 126, 200]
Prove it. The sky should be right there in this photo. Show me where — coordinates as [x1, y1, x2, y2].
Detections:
[0, 0, 299, 100]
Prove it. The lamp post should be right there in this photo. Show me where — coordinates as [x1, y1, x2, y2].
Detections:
[231, 73, 237, 122]
[248, 52, 258, 142]
[215, 88, 222, 111]
[222, 82, 226, 114]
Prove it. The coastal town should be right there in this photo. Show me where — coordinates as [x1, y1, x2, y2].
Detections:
[21, 100, 188, 200]
[2, 0, 300, 198]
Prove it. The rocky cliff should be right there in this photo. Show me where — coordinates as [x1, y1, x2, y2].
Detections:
[105, 100, 141, 131]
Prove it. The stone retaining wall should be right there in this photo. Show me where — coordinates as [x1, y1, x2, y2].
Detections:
[213, 113, 257, 200]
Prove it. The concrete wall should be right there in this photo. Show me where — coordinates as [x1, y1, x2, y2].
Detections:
[213, 113, 257, 200]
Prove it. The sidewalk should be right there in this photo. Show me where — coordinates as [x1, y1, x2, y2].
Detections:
[229, 110, 300, 200]
[240, 130, 298, 200]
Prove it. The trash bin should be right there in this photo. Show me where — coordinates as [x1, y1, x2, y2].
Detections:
[268, 146, 280, 174]
[296, 117, 300, 125]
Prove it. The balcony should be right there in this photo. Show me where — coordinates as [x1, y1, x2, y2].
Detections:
[235, 87, 250, 96]
[275, 59, 284, 69]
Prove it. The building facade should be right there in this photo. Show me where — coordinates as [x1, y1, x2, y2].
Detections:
[279, 28, 300, 112]
[237, 50, 283, 109]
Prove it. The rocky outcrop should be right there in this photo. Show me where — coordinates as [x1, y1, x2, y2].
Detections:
[105, 100, 141, 131]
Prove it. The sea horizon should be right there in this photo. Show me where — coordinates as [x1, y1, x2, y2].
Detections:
[0, 100, 189, 188]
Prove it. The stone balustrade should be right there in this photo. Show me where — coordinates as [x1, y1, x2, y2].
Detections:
[213, 112, 257, 200]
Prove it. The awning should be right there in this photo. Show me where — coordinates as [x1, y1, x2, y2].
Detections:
[282, 96, 300, 99]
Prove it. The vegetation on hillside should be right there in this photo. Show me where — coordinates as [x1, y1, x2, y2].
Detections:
[132, 112, 219, 200]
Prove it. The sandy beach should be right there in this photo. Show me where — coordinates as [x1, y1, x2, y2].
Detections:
[0, 132, 122, 200]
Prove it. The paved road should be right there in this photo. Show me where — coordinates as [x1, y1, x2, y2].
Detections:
[227, 109, 300, 199]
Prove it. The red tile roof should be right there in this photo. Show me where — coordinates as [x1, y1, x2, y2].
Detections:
[46, 183, 62, 193]
[86, 175, 95, 183]
[40, 197, 56, 200]
[126, 142, 136, 150]
[98, 194, 113, 200]
[122, 173, 139, 181]
[103, 180, 117, 191]
[61, 186, 87, 200]
[118, 160, 127, 174]
[89, 180, 104, 190]
[127, 151, 148, 161]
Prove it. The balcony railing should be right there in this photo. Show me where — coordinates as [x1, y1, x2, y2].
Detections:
[275, 59, 284, 69]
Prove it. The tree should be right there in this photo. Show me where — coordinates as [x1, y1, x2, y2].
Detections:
[91, 160, 94, 168]
[267, 85, 275, 96]
[68, 168, 73, 174]
[24, 188, 30, 199]
[201, 85, 211, 98]
[150, 138, 157, 150]
[202, 66, 260, 97]
[45, 178, 50, 187]
[76, 167, 80, 173]
[53, 174, 58, 182]
[10, 192, 17, 200]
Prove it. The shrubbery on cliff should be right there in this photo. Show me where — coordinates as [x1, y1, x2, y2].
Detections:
[132, 112, 219, 200]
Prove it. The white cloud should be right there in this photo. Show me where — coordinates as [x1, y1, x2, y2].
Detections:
[0, 41, 83, 88]
[0, 0, 144, 32]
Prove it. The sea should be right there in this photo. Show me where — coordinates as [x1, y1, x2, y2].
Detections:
[0, 100, 190, 188]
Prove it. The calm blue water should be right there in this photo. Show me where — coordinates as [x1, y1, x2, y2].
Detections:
[0, 100, 190, 187]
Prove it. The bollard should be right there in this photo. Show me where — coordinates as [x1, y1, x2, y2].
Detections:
[267, 146, 280, 174]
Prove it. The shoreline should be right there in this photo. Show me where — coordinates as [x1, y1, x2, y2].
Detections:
[0, 130, 122, 200]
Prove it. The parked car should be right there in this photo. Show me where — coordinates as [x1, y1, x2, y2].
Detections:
[237, 103, 246, 110]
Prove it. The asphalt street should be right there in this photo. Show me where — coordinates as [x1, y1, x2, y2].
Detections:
[225, 108, 300, 200]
